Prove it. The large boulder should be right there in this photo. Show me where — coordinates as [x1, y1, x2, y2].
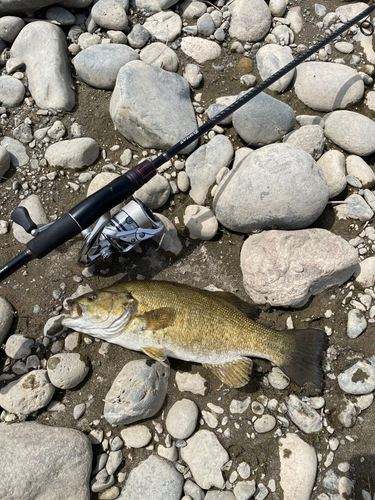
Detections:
[213, 143, 329, 233]
[110, 61, 197, 154]
[11, 21, 75, 111]
[240, 228, 359, 307]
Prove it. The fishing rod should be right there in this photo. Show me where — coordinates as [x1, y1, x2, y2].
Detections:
[1, 3, 374, 281]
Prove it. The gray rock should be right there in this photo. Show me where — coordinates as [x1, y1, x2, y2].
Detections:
[140, 42, 178, 72]
[185, 135, 233, 204]
[338, 358, 375, 395]
[0, 75, 25, 107]
[287, 6, 303, 32]
[0, 16, 24, 42]
[0, 422, 91, 500]
[13, 195, 49, 244]
[157, 442, 178, 462]
[267, 367, 290, 390]
[166, 399, 199, 439]
[107, 30, 128, 44]
[183, 63, 202, 87]
[0, 145, 10, 177]
[177, 171, 189, 192]
[337, 399, 357, 428]
[253, 415, 276, 433]
[110, 61, 197, 154]
[325, 110, 375, 156]
[180, 37, 221, 64]
[269, 0, 287, 16]
[46, 5, 76, 25]
[287, 394, 322, 434]
[197, 13, 215, 36]
[48, 120, 66, 139]
[106, 450, 123, 475]
[1, 136, 29, 167]
[346, 155, 375, 188]
[317, 150, 346, 198]
[180, 0, 207, 19]
[347, 309, 367, 339]
[153, 213, 183, 255]
[128, 23, 150, 49]
[294, 62, 364, 112]
[11, 21, 75, 111]
[296, 115, 325, 128]
[118, 455, 183, 499]
[0, 1, 61, 15]
[204, 493, 235, 500]
[232, 92, 295, 147]
[60, 0, 93, 6]
[228, 0, 271, 42]
[180, 430, 229, 490]
[45, 137, 99, 169]
[354, 256, 375, 288]
[5, 334, 34, 359]
[120, 425, 152, 448]
[183, 205, 218, 240]
[143, 11, 182, 42]
[240, 228, 358, 308]
[0, 296, 13, 346]
[47, 353, 90, 389]
[283, 125, 325, 160]
[334, 194, 374, 222]
[184, 479, 205, 500]
[256, 44, 295, 92]
[91, 0, 128, 30]
[175, 371, 207, 395]
[74, 403, 86, 420]
[103, 359, 170, 425]
[131, 0, 178, 12]
[135, 174, 170, 210]
[78, 32, 101, 49]
[73, 44, 139, 90]
[279, 433, 317, 500]
[0, 370, 55, 417]
[213, 144, 328, 233]
[13, 123, 33, 144]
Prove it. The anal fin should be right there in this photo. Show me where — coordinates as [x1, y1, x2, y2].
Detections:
[142, 347, 169, 367]
[203, 357, 253, 388]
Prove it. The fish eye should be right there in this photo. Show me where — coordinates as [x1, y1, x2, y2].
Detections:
[87, 294, 97, 302]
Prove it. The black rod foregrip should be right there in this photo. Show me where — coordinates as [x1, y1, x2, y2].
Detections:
[0, 250, 34, 280]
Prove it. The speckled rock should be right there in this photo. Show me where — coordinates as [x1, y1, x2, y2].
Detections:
[47, 353, 90, 389]
[338, 358, 375, 395]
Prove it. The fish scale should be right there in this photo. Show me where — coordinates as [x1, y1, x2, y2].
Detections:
[57, 280, 327, 390]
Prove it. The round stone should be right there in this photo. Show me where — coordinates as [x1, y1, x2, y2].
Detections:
[120, 425, 152, 448]
[254, 415, 276, 433]
[166, 399, 199, 439]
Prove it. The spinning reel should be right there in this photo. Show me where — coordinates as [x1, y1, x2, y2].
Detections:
[11, 197, 164, 267]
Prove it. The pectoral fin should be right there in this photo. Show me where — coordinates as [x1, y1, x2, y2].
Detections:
[142, 347, 169, 367]
[139, 307, 176, 330]
[203, 357, 253, 388]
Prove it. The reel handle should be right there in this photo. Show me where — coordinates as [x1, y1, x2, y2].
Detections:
[11, 207, 38, 235]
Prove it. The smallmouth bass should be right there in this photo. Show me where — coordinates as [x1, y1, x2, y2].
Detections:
[53, 280, 327, 389]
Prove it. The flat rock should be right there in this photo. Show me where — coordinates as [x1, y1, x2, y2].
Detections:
[0, 370, 55, 417]
[140, 42, 178, 72]
[180, 37, 221, 64]
[45, 137, 99, 169]
[152, 213, 183, 255]
[279, 433, 317, 500]
[324, 110, 375, 156]
[0, 296, 13, 346]
[13, 195, 49, 244]
[180, 430, 229, 490]
[287, 394, 323, 434]
[294, 62, 364, 112]
[120, 425, 152, 448]
[256, 44, 295, 92]
[11, 21, 75, 111]
[228, 0, 271, 42]
[0, 422, 92, 500]
[240, 228, 358, 307]
[0, 75, 25, 107]
[110, 61, 197, 154]
[73, 44, 139, 89]
[338, 358, 375, 395]
[185, 134, 233, 204]
[283, 124, 325, 160]
[334, 194, 374, 221]
[103, 359, 170, 425]
[213, 144, 328, 234]
[166, 399, 199, 439]
[183, 205, 218, 240]
[47, 353, 90, 389]
[232, 92, 295, 147]
[143, 11, 182, 42]
[317, 150, 346, 198]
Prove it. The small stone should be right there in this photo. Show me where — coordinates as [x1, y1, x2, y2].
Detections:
[253, 415, 276, 433]
[230, 398, 251, 414]
[166, 399, 199, 439]
[120, 425, 152, 448]
[175, 371, 207, 395]
[73, 403, 86, 420]
[5, 334, 34, 360]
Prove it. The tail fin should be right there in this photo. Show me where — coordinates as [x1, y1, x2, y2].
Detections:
[279, 329, 327, 389]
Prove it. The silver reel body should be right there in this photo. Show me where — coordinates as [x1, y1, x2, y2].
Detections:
[78, 197, 163, 266]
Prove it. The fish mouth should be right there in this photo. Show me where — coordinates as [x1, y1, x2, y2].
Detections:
[66, 299, 83, 318]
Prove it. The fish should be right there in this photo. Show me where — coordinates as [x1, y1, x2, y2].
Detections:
[52, 280, 327, 389]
